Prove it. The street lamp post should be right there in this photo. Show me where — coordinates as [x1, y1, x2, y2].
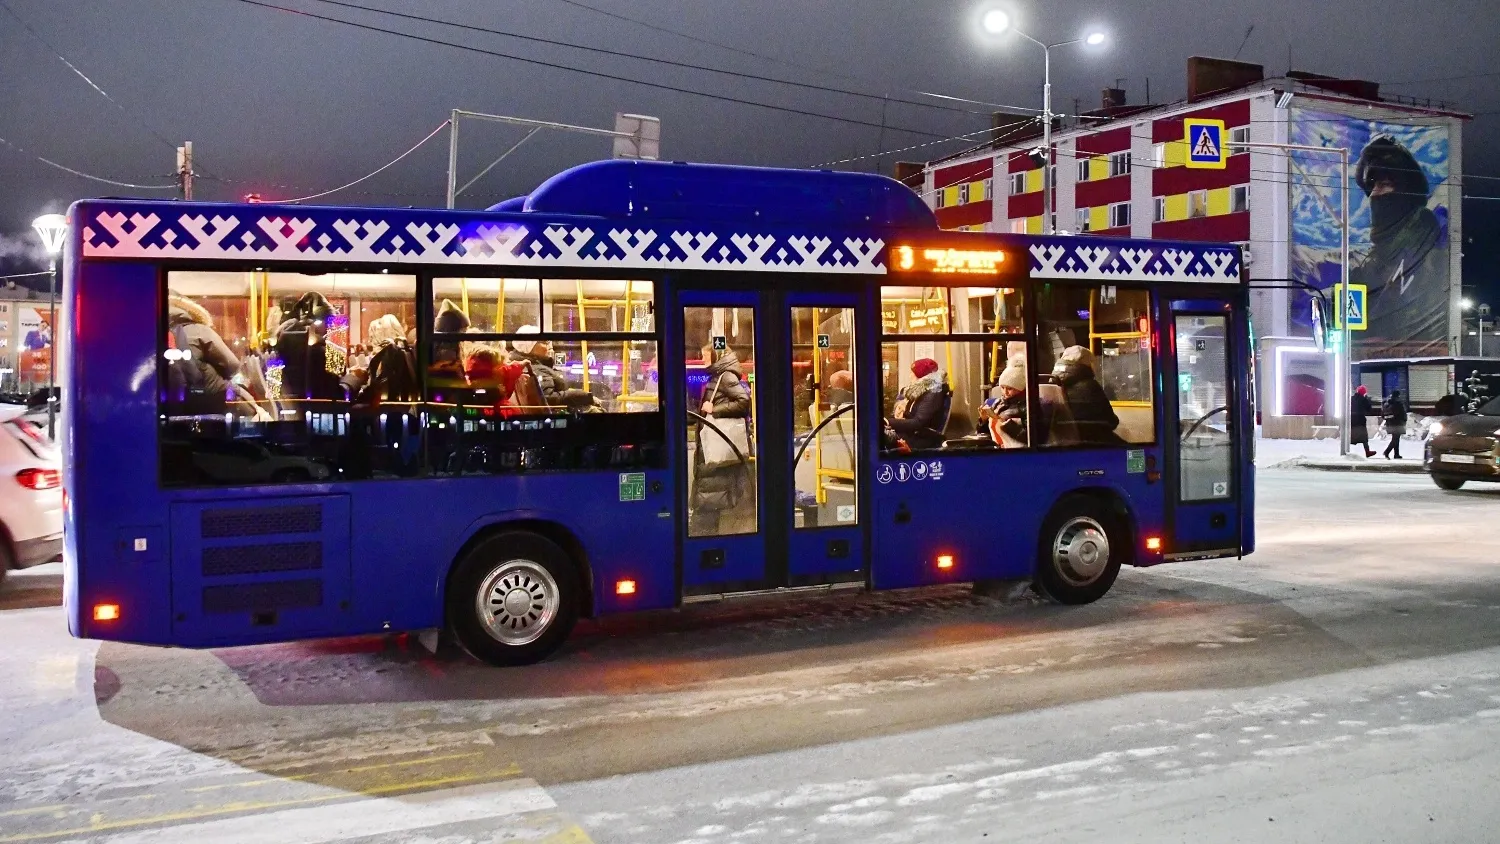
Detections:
[979, 9, 1106, 235]
[31, 214, 67, 440]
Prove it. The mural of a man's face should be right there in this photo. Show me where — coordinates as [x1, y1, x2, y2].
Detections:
[1356, 136, 1432, 237]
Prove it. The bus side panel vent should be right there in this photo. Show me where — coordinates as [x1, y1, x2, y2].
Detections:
[202, 580, 324, 614]
[201, 542, 323, 577]
[201, 505, 324, 538]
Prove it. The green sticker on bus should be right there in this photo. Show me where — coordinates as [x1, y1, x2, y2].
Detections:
[619, 472, 646, 502]
[1126, 450, 1145, 474]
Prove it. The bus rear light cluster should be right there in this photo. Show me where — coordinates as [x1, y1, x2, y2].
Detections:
[936, 554, 956, 570]
[93, 603, 121, 622]
[1145, 537, 1163, 552]
[15, 468, 60, 490]
[615, 580, 637, 596]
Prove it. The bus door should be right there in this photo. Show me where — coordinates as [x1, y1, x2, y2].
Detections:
[1162, 298, 1244, 558]
[676, 289, 867, 596]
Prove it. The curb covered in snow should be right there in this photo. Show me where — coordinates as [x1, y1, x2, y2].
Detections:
[1264, 457, 1426, 474]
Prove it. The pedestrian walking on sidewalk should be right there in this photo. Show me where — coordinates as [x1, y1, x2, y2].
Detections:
[1351, 385, 1376, 457]
[1382, 389, 1408, 459]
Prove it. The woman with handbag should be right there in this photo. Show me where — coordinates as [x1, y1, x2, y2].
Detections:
[690, 346, 753, 536]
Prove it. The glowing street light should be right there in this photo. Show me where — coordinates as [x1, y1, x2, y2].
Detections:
[30, 214, 67, 439]
[976, 6, 1108, 234]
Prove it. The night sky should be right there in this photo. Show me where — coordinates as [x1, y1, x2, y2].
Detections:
[2, 0, 1497, 297]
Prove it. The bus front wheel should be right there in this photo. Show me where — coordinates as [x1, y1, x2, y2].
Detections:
[447, 531, 580, 666]
[1034, 497, 1124, 605]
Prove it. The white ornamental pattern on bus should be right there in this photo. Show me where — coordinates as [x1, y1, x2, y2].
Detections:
[1028, 240, 1240, 284]
[79, 209, 886, 274]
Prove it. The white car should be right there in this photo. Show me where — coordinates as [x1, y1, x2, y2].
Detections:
[0, 405, 63, 585]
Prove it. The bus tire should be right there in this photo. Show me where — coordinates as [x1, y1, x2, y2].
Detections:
[1432, 475, 1465, 491]
[1034, 497, 1124, 605]
[446, 531, 580, 667]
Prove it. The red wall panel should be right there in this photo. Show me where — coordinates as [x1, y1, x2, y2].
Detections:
[1152, 152, 1251, 196]
[934, 158, 994, 189]
[1151, 211, 1250, 242]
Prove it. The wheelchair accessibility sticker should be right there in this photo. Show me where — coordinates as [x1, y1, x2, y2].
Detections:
[879, 461, 945, 484]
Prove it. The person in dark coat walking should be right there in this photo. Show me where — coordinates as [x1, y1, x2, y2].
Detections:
[1382, 389, 1408, 459]
[1053, 346, 1122, 445]
[887, 358, 950, 451]
[690, 347, 753, 535]
[1350, 385, 1376, 457]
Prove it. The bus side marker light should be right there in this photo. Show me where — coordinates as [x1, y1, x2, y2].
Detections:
[615, 580, 637, 596]
[1145, 537, 1163, 551]
[936, 555, 955, 570]
[93, 603, 121, 622]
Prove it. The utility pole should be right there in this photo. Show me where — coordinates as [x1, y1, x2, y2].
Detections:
[176, 141, 194, 200]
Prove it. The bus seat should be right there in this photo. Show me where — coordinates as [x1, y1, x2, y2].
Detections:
[1039, 383, 1078, 445]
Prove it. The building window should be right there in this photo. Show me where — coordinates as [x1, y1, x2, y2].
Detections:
[1076, 158, 1091, 182]
[984, 178, 994, 200]
[1232, 184, 1250, 213]
[1188, 190, 1209, 219]
[1229, 125, 1250, 149]
[959, 183, 971, 205]
[1109, 202, 1131, 229]
[1076, 208, 1092, 233]
[1010, 218, 1027, 234]
[1152, 143, 1167, 169]
[1036, 285, 1155, 447]
[935, 188, 946, 209]
[880, 286, 1027, 453]
[1154, 197, 1167, 223]
[1010, 172, 1026, 195]
[1109, 151, 1131, 178]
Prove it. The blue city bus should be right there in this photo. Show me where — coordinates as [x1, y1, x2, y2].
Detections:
[61, 160, 1253, 665]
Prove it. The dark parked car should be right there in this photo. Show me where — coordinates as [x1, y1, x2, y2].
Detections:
[1426, 396, 1500, 490]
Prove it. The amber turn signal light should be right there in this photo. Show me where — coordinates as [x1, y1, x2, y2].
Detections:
[615, 580, 637, 596]
[1145, 537, 1163, 552]
[93, 603, 121, 622]
[936, 555, 955, 570]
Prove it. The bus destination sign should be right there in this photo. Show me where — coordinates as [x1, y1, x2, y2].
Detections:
[892, 245, 1008, 276]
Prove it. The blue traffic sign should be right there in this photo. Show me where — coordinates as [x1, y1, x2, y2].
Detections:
[1184, 119, 1228, 170]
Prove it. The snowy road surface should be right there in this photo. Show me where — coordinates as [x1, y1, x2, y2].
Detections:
[3, 470, 1499, 842]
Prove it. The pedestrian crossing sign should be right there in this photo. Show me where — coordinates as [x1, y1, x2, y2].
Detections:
[1333, 282, 1368, 331]
[1184, 119, 1228, 169]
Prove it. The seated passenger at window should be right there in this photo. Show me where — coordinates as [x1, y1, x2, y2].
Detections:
[507, 326, 599, 412]
[888, 358, 950, 450]
[431, 299, 471, 383]
[355, 314, 419, 404]
[1053, 345, 1122, 444]
[273, 292, 344, 401]
[978, 360, 1028, 447]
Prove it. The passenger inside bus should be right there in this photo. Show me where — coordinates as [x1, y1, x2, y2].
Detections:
[826, 369, 854, 409]
[978, 359, 1028, 447]
[887, 358, 951, 451]
[166, 290, 251, 416]
[689, 342, 755, 536]
[507, 326, 599, 412]
[1051, 345, 1123, 445]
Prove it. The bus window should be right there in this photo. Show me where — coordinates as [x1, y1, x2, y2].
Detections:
[1176, 314, 1233, 501]
[160, 270, 420, 486]
[684, 306, 757, 538]
[880, 286, 1029, 453]
[432, 278, 539, 333]
[790, 306, 856, 528]
[425, 278, 663, 476]
[1037, 285, 1155, 447]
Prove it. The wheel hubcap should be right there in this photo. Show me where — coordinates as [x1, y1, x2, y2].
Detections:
[475, 560, 559, 646]
[1052, 516, 1110, 586]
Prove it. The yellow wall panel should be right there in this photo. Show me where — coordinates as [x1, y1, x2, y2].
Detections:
[1024, 170, 1041, 193]
[1207, 187, 1231, 216]
[1164, 140, 1187, 168]
[971, 180, 987, 203]
[943, 186, 961, 207]
[1089, 156, 1109, 182]
[1025, 215, 1043, 235]
[1165, 193, 1188, 222]
[1090, 205, 1109, 231]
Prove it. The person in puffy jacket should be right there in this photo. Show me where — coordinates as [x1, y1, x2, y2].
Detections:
[506, 325, 598, 411]
[1053, 345, 1121, 445]
[691, 346, 753, 534]
[1382, 389, 1408, 459]
[167, 292, 241, 414]
[888, 358, 949, 450]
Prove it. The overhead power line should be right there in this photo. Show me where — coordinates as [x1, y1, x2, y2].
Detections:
[228, 0, 974, 141]
[0, 134, 177, 190]
[306, 0, 1027, 118]
[280, 119, 451, 203]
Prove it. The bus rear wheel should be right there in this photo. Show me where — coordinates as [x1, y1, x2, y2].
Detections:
[447, 531, 580, 666]
[1034, 497, 1124, 605]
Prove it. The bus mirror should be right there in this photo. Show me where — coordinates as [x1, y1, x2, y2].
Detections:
[1309, 297, 1328, 353]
